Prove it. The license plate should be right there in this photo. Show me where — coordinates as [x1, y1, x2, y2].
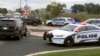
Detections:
[3, 27, 8, 30]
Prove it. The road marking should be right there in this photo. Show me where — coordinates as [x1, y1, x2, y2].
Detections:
[25, 47, 100, 56]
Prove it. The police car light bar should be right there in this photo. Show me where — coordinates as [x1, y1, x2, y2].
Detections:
[80, 21, 87, 25]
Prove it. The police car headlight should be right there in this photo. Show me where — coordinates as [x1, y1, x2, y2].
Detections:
[55, 35, 64, 37]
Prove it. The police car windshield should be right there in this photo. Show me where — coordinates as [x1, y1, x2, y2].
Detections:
[60, 25, 77, 31]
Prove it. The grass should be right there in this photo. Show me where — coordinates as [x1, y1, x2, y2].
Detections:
[60, 13, 100, 21]
[36, 48, 100, 56]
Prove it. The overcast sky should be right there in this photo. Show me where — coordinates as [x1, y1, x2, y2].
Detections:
[0, 0, 100, 10]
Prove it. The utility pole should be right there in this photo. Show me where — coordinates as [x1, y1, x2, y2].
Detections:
[19, 0, 22, 13]
[25, 0, 28, 16]
[25, 0, 27, 12]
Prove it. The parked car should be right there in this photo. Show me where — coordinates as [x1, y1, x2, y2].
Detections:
[45, 17, 75, 26]
[43, 23, 100, 47]
[0, 18, 27, 40]
[21, 16, 42, 26]
[85, 18, 100, 27]
[0, 14, 5, 19]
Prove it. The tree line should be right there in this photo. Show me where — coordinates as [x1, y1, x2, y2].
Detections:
[71, 3, 100, 14]
[0, 8, 8, 14]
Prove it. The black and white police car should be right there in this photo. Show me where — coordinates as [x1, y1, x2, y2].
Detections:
[43, 22, 100, 47]
[45, 17, 75, 26]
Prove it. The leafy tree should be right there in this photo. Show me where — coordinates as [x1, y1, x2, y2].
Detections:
[0, 8, 8, 14]
[85, 3, 100, 14]
[71, 4, 85, 12]
[46, 2, 66, 17]
[16, 8, 22, 13]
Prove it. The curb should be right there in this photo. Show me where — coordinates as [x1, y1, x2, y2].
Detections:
[25, 47, 100, 56]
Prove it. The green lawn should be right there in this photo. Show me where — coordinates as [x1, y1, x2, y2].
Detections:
[36, 48, 100, 56]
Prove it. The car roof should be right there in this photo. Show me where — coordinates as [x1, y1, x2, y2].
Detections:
[69, 23, 97, 27]
[56, 17, 72, 19]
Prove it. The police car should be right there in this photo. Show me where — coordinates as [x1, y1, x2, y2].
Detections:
[43, 23, 100, 47]
[85, 18, 100, 27]
[45, 17, 75, 26]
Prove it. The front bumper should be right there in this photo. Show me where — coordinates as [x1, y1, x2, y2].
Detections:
[43, 32, 64, 44]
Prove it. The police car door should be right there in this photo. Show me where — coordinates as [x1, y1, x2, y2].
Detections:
[86, 26, 100, 42]
[74, 26, 99, 43]
[53, 18, 60, 25]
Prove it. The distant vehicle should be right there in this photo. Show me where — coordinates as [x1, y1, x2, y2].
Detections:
[43, 23, 100, 47]
[0, 14, 5, 19]
[5, 13, 13, 18]
[0, 18, 27, 40]
[85, 18, 100, 27]
[21, 16, 42, 26]
[13, 12, 22, 18]
[45, 17, 75, 26]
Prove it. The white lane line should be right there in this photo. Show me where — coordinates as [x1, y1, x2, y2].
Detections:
[25, 47, 100, 56]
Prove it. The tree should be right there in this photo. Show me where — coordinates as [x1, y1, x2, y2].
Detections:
[71, 4, 85, 12]
[46, 2, 66, 17]
[85, 3, 100, 14]
[0, 8, 8, 14]
[16, 8, 22, 13]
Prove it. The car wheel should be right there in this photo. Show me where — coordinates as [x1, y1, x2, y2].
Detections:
[47, 23, 53, 26]
[64, 23, 69, 25]
[15, 33, 22, 40]
[23, 29, 27, 37]
[98, 38, 100, 45]
[33, 23, 37, 26]
[43, 32, 47, 40]
[64, 38, 74, 47]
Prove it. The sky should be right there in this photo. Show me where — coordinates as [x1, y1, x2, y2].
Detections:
[0, 0, 100, 10]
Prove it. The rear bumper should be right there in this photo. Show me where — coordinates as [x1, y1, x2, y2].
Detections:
[0, 31, 19, 37]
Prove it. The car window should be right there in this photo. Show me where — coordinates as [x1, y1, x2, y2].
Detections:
[59, 19, 65, 21]
[96, 20, 100, 23]
[86, 26, 99, 30]
[53, 19, 60, 21]
[60, 25, 77, 31]
[78, 26, 87, 31]
[0, 20, 15, 26]
[88, 20, 97, 23]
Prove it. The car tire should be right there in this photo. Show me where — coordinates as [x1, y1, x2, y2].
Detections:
[15, 33, 22, 40]
[23, 29, 27, 37]
[47, 23, 53, 26]
[43, 32, 47, 40]
[64, 23, 69, 25]
[33, 22, 37, 26]
[98, 38, 100, 45]
[64, 38, 74, 47]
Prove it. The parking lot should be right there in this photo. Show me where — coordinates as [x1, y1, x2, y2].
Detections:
[27, 25, 59, 37]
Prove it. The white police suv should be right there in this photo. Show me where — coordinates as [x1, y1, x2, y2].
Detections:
[85, 18, 100, 27]
[43, 23, 100, 47]
[45, 17, 75, 26]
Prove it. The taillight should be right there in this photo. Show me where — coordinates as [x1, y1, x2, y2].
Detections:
[14, 26, 18, 30]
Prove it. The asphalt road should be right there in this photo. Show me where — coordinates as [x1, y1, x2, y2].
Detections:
[0, 25, 99, 56]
